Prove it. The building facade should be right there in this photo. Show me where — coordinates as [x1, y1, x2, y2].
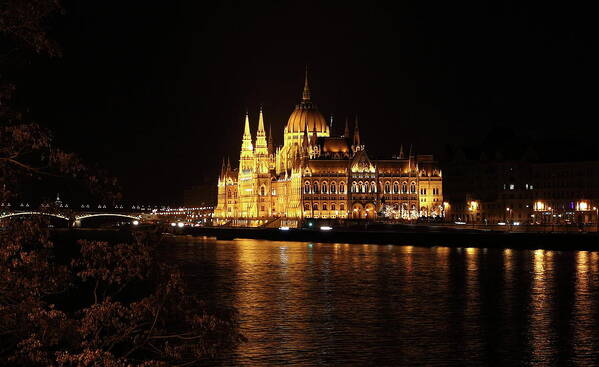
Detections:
[213, 73, 443, 224]
[444, 151, 599, 225]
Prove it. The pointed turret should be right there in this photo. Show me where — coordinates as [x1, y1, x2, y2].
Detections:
[255, 106, 268, 155]
[329, 114, 334, 135]
[408, 144, 413, 171]
[344, 117, 350, 137]
[220, 158, 226, 179]
[353, 115, 361, 146]
[267, 124, 273, 155]
[310, 130, 318, 145]
[239, 112, 254, 173]
[302, 123, 310, 149]
[302, 65, 311, 102]
[241, 112, 253, 151]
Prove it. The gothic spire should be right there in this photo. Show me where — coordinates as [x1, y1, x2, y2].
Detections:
[302, 121, 310, 148]
[241, 112, 253, 153]
[353, 115, 361, 146]
[344, 117, 349, 137]
[302, 65, 311, 102]
[243, 111, 252, 139]
[255, 106, 268, 155]
[311, 126, 318, 146]
[267, 124, 273, 154]
[329, 114, 334, 135]
[220, 157, 226, 178]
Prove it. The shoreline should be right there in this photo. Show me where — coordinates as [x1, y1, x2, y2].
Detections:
[178, 226, 599, 251]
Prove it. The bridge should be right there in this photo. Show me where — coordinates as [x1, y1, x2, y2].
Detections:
[0, 209, 143, 227]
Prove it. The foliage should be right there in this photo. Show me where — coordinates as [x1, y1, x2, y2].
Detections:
[0, 222, 244, 366]
[1, 3, 243, 366]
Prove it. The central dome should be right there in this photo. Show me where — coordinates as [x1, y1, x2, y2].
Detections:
[286, 104, 329, 134]
[285, 71, 329, 135]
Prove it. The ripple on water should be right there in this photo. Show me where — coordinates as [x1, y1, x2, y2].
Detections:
[162, 238, 599, 366]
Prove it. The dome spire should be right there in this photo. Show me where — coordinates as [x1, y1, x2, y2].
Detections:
[302, 65, 311, 101]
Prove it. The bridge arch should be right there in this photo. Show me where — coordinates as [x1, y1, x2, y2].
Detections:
[75, 213, 141, 221]
[0, 212, 70, 221]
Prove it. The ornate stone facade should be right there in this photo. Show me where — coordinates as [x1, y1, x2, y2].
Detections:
[214, 72, 443, 223]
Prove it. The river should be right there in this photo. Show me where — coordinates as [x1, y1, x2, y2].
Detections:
[163, 237, 599, 366]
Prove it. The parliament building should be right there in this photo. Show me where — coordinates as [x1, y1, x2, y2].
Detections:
[214, 72, 443, 225]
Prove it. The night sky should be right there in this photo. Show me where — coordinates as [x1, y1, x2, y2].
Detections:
[17, 1, 597, 204]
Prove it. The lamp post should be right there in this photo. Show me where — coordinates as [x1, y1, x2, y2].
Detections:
[506, 207, 512, 231]
[594, 206, 598, 233]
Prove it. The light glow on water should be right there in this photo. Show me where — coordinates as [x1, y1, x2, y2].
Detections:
[163, 238, 599, 366]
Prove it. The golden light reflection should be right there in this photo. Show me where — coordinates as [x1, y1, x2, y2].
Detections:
[529, 249, 553, 362]
[573, 251, 593, 360]
[402, 246, 414, 273]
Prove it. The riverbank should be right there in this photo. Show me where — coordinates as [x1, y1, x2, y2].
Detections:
[176, 225, 599, 251]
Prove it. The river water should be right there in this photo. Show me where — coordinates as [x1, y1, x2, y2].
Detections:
[164, 237, 599, 366]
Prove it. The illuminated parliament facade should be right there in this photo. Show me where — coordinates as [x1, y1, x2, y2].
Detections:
[214, 73, 443, 223]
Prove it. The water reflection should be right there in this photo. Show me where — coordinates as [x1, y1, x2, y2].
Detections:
[163, 238, 599, 366]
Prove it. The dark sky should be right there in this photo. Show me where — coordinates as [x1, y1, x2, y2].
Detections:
[18, 0, 597, 204]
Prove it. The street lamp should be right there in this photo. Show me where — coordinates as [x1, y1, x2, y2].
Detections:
[594, 206, 598, 233]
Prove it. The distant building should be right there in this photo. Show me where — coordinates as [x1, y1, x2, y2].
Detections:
[443, 145, 599, 225]
[213, 71, 443, 225]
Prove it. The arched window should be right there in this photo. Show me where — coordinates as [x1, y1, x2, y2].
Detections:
[304, 203, 310, 211]
[385, 182, 390, 193]
[304, 181, 311, 194]
[358, 182, 364, 193]
[411, 181, 416, 193]
[371, 182, 376, 193]
[260, 185, 266, 196]
[322, 182, 328, 194]
[323, 203, 327, 210]
[402, 182, 408, 193]
[393, 182, 399, 194]
[351, 182, 357, 193]
[313, 203, 319, 211]
[331, 182, 336, 193]
[340, 182, 346, 193]
[313, 182, 319, 194]
[340, 203, 345, 211]
[331, 203, 336, 211]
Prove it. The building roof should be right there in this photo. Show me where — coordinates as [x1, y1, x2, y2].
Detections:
[285, 68, 329, 135]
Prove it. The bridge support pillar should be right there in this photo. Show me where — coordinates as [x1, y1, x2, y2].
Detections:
[73, 220, 81, 228]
